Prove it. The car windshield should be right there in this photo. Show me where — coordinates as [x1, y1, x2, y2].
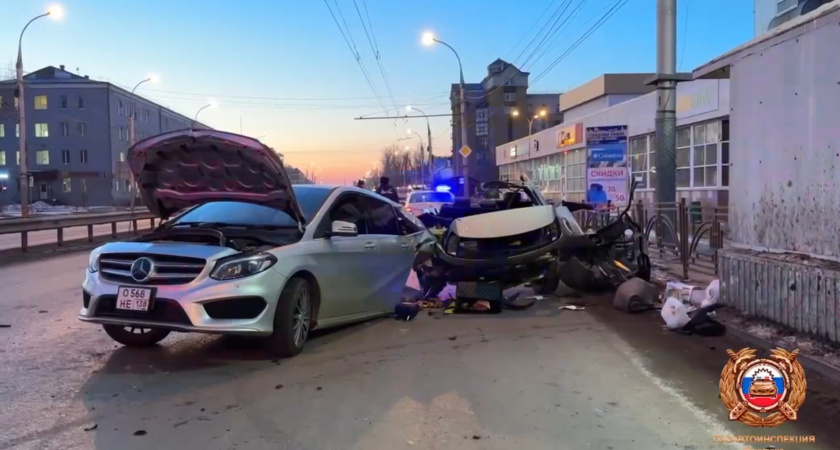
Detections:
[172, 186, 333, 227]
[408, 191, 454, 203]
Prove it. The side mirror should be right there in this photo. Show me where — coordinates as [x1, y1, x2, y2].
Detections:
[328, 220, 358, 237]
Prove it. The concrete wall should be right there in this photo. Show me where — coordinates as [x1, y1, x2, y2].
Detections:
[728, 11, 840, 258]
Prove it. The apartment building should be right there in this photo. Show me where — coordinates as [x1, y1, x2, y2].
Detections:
[449, 59, 561, 184]
[0, 65, 208, 207]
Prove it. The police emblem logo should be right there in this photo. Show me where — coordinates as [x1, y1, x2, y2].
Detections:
[719, 347, 807, 427]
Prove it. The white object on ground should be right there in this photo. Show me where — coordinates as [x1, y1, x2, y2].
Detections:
[664, 281, 706, 307]
[661, 297, 691, 330]
[701, 279, 720, 308]
[559, 305, 584, 311]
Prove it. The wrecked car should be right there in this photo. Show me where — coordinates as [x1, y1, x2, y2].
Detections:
[412, 178, 650, 299]
[79, 129, 432, 357]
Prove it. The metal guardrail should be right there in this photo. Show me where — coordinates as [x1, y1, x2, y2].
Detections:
[0, 209, 157, 252]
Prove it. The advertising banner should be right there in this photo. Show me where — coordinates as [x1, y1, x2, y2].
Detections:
[556, 123, 583, 148]
[586, 125, 628, 205]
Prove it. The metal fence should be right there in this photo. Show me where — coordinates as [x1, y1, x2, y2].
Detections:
[573, 198, 730, 281]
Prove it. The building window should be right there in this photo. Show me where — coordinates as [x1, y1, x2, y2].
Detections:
[475, 108, 487, 121]
[80, 149, 88, 164]
[0, 151, 5, 166]
[676, 127, 691, 187]
[35, 123, 49, 138]
[118, 99, 124, 116]
[81, 179, 87, 192]
[15, 124, 19, 138]
[144, 109, 150, 122]
[721, 120, 729, 187]
[16, 151, 20, 165]
[504, 93, 516, 102]
[34, 95, 48, 110]
[565, 148, 587, 193]
[61, 149, 71, 164]
[78, 122, 87, 136]
[476, 122, 488, 136]
[61, 122, 69, 137]
[477, 136, 488, 149]
[629, 135, 650, 189]
[36, 149, 50, 165]
[692, 121, 720, 187]
[60, 95, 68, 109]
[78, 96, 85, 109]
[62, 177, 71, 192]
[0, 124, 4, 138]
[119, 151, 126, 162]
[118, 126, 124, 141]
[114, 180, 122, 191]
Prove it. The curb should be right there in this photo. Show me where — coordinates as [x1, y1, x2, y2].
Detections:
[722, 319, 840, 388]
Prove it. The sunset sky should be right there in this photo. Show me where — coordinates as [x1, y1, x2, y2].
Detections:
[1, 0, 753, 184]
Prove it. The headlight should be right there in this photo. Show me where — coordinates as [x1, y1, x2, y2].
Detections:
[210, 253, 277, 281]
[88, 247, 103, 273]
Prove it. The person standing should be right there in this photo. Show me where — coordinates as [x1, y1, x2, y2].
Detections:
[356, 179, 366, 189]
[375, 176, 400, 203]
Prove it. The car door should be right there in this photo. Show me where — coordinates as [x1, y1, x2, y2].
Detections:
[311, 193, 377, 318]
[361, 195, 427, 312]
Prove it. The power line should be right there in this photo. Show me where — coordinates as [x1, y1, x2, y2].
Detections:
[517, 0, 576, 69]
[323, 0, 389, 114]
[353, 0, 397, 109]
[135, 87, 449, 103]
[531, 0, 631, 86]
[507, 0, 558, 62]
[521, 0, 591, 71]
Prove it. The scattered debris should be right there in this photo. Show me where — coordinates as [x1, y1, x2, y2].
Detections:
[274, 384, 283, 389]
[448, 336, 457, 341]
[0, 324, 10, 328]
[83, 423, 97, 432]
[594, 407, 610, 416]
[394, 302, 421, 321]
[558, 305, 585, 311]
[472, 435, 481, 440]
[316, 386, 323, 391]
[660, 279, 724, 336]
[613, 278, 657, 313]
[133, 430, 147, 436]
[38, 310, 48, 314]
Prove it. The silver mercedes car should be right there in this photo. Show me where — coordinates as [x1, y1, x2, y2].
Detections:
[79, 129, 433, 357]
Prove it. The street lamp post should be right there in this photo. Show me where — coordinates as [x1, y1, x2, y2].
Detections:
[16, 7, 61, 218]
[406, 105, 433, 185]
[406, 128, 424, 184]
[193, 99, 216, 126]
[511, 109, 547, 155]
[422, 31, 469, 197]
[127, 74, 158, 218]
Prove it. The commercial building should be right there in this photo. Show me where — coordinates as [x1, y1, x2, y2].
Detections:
[694, 1, 839, 258]
[754, 0, 832, 35]
[0, 65, 207, 207]
[449, 59, 561, 184]
[495, 73, 731, 207]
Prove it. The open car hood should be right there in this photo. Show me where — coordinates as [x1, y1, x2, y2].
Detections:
[129, 129, 305, 223]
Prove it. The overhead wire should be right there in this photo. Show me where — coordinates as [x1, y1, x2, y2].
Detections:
[134, 87, 449, 103]
[517, 0, 577, 69]
[507, 0, 558, 62]
[352, 0, 401, 131]
[322, 0, 389, 114]
[530, 0, 632, 86]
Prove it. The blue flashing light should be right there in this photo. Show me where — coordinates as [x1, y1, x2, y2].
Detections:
[434, 184, 451, 193]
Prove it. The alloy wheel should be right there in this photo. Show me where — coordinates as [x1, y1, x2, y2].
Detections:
[292, 286, 311, 348]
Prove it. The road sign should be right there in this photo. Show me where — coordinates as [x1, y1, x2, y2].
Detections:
[459, 145, 472, 158]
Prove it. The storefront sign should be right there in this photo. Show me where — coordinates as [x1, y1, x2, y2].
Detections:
[556, 123, 582, 148]
[677, 80, 720, 119]
[586, 167, 630, 204]
[509, 145, 517, 158]
[586, 125, 629, 205]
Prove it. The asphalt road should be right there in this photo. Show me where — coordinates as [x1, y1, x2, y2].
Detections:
[1, 251, 839, 450]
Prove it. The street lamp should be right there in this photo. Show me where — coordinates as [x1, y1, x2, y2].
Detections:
[194, 99, 217, 125]
[406, 105, 433, 184]
[422, 31, 470, 197]
[511, 108, 548, 155]
[128, 73, 159, 217]
[16, 5, 63, 218]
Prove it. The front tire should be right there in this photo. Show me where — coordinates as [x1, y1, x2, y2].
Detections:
[103, 325, 170, 348]
[265, 277, 313, 357]
[531, 258, 561, 295]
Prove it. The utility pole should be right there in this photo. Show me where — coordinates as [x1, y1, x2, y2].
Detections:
[652, 0, 686, 244]
[16, 51, 29, 217]
[426, 122, 433, 186]
[459, 80, 469, 197]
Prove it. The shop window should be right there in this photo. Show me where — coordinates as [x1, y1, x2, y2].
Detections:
[565, 148, 586, 193]
[676, 126, 691, 188]
[629, 135, 650, 189]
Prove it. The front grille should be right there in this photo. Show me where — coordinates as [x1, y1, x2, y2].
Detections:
[94, 296, 193, 325]
[99, 253, 206, 285]
[453, 227, 554, 259]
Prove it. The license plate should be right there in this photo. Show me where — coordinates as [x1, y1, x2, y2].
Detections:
[116, 286, 154, 312]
